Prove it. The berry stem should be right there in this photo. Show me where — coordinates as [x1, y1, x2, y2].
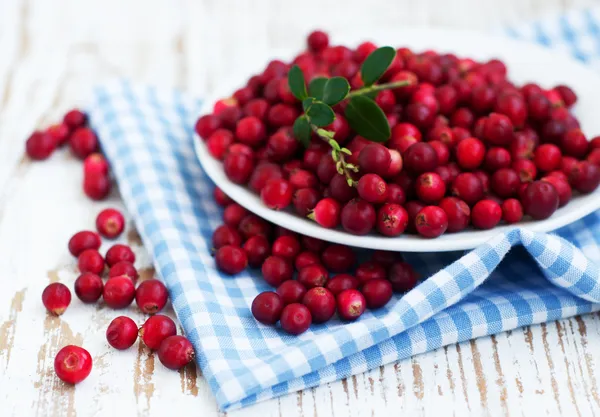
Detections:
[346, 79, 412, 98]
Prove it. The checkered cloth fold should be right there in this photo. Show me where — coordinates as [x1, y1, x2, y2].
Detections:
[89, 9, 600, 411]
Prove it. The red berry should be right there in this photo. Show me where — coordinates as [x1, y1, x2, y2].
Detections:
[302, 287, 336, 323]
[108, 261, 138, 282]
[428, 140, 450, 166]
[450, 107, 475, 129]
[42, 283, 71, 315]
[215, 245, 248, 274]
[74, 273, 103, 303]
[502, 198, 523, 223]
[358, 144, 392, 177]
[261, 179, 293, 210]
[587, 148, 600, 166]
[223, 204, 248, 228]
[26, 131, 56, 160]
[386, 184, 406, 205]
[195, 115, 221, 140]
[68, 231, 101, 257]
[439, 197, 470, 232]
[485, 147, 512, 172]
[326, 274, 359, 296]
[471, 200, 502, 229]
[83, 172, 111, 200]
[158, 336, 195, 370]
[404, 142, 438, 174]
[415, 172, 446, 203]
[336, 289, 366, 321]
[527, 93, 551, 121]
[341, 198, 376, 235]
[54, 345, 92, 384]
[69, 128, 98, 159]
[252, 291, 284, 324]
[83, 153, 109, 176]
[388, 262, 418, 292]
[207, 129, 234, 160]
[534, 144, 562, 172]
[293, 188, 320, 216]
[541, 176, 572, 207]
[277, 281, 307, 305]
[329, 174, 358, 203]
[213, 187, 233, 207]
[561, 129, 588, 158]
[78, 249, 105, 275]
[491, 168, 520, 198]
[280, 303, 312, 335]
[248, 163, 283, 193]
[136, 279, 168, 314]
[321, 244, 356, 272]
[238, 214, 272, 240]
[376, 203, 409, 236]
[298, 264, 329, 288]
[243, 235, 271, 268]
[456, 137, 485, 170]
[106, 316, 138, 350]
[495, 93, 527, 128]
[224, 152, 254, 184]
[356, 261, 387, 283]
[103, 276, 135, 309]
[307, 30, 329, 52]
[415, 206, 448, 238]
[308, 198, 341, 228]
[63, 109, 88, 130]
[272, 235, 301, 262]
[521, 181, 559, 220]
[95, 208, 125, 239]
[294, 251, 320, 271]
[317, 154, 338, 184]
[451, 173, 483, 206]
[570, 162, 600, 193]
[555, 85, 577, 107]
[361, 279, 393, 309]
[236, 116, 266, 147]
[244, 99, 269, 120]
[357, 174, 388, 204]
[140, 315, 177, 349]
[105, 244, 135, 267]
[261, 256, 293, 286]
[302, 236, 327, 253]
[512, 159, 537, 183]
[212, 224, 243, 249]
[289, 169, 318, 190]
[267, 103, 299, 127]
[482, 113, 513, 146]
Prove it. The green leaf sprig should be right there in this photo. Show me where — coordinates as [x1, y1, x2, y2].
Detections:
[288, 46, 413, 186]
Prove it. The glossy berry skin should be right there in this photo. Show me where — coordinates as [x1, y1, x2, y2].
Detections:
[63, 109, 88, 130]
[541, 176, 572, 207]
[294, 251, 320, 271]
[272, 236, 301, 262]
[502, 198, 524, 224]
[261, 179, 293, 210]
[280, 303, 312, 335]
[238, 214, 272, 240]
[302, 287, 336, 323]
[356, 261, 387, 283]
[195, 114, 221, 140]
[309, 198, 341, 228]
[307, 30, 329, 52]
[376, 203, 409, 237]
[84, 153, 109, 176]
[252, 291, 284, 324]
[415, 172, 446, 203]
[68, 231, 101, 257]
[451, 173, 484, 206]
[341, 199, 376, 235]
[223, 204, 248, 228]
[439, 197, 470, 233]
[243, 235, 271, 268]
[534, 144, 562, 172]
[404, 142, 438, 174]
[262, 256, 293, 286]
[361, 279, 393, 309]
[388, 262, 418, 293]
[298, 264, 329, 288]
[276, 281, 307, 305]
[74, 273, 103, 303]
[105, 244, 136, 267]
[54, 345, 92, 384]
[415, 206, 448, 238]
[95, 208, 125, 239]
[358, 144, 392, 177]
[83, 173, 111, 201]
[336, 289, 366, 321]
[103, 276, 136, 309]
[491, 168, 520, 198]
[521, 181, 559, 220]
[357, 174, 388, 204]
[136, 279, 169, 314]
[69, 128, 98, 159]
[224, 152, 255, 185]
[106, 316, 138, 350]
[78, 249, 105, 275]
[108, 262, 139, 282]
[26, 131, 56, 160]
[42, 283, 72, 315]
[456, 138, 485, 170]
[326, 274, 360, 296]
[235, 116, 266, 147]
[561, 129, 588, 158]
[571, 162, 600, 193]
[158, 336, 195, 370]
[139, 315, 177, 350]
[321, 245, 356, 272]
[212, 224, 242, 249]
[215, 245, 248, 275]
[471, 200, 502, 230]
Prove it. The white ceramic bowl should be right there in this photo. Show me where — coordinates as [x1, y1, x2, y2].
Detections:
[194, 27, 600, 252]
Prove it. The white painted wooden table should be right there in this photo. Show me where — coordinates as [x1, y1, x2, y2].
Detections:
[2, 1, 600, 415]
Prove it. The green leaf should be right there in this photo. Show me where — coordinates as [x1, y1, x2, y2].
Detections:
[292, 116, 311, 148]
[344, 96, 390, 142]
[308, 77, 328, 100]
[306, 101, 335, 127]
[322, 77, 350, 106]
[302, 97, 315, 112]
[288, 65, 308, 100]
[360, 46, 396, 86]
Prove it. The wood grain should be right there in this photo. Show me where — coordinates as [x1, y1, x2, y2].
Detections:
[1, 0, 600, 415]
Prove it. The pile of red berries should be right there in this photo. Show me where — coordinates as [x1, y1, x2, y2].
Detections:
[196, 30, 600, 239]
[211, 190, 418, 334]
[42, 207, 195, 383]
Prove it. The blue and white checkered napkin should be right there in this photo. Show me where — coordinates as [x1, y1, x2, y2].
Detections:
[88, 9, 600, 411]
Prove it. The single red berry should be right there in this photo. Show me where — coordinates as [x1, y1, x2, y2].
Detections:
[336, 289, 366, 321]
[280, 303, 312, 334]
[358, 144, 392, 177]
[135, 279, 168, 314]
[328, 174, 358, 203]
[485, 147, 512, 172]
[308, 198, 341, 228]
[491, 168, 520, 198]
[376, 203, 409, 237]
[235, 116, 266, 147]
[215, 245, 248, 274]
[357, 174, 388, 204]
[206, 129, 234, 160]
[456, 137, 485, 170]
[272, 235, 301, 262]
[267, 103, 299, 127]
[158, 336, 195, 370]
[404, 142, 438, 174]
[541, 176, 572, 207]
[74, 273, 103, 303]
[388, 262, 418, 292]
[512, 159, 537, 183]
[69, 127, 98, 159]
[534, 144, 562, 173]
[521, 181, 559, 220]
[261, 179, 293, 210]
[502, 198, 524, 223]
[243, 235, 271, 268]
[108, 261, 139, 282]
[471, 200, 502, 229]
[289, 169, 318, 190]
[294, 251, 320, 271]
[561, 129, 588, 158]
[415, 172, 446, 203]
[83, 173, 111, 200]
[482, 113, 513, 146]
[386, 184, 406, 205]
[341, 198, 376, 235]
[95, 208, 125, 239]
[428, 140, 450, 166]
[450, 107, 475, 128]
[26, 131, 56, 160]
[321, 244, 356, 272]
[439, 197, 470, 233]
[326, 274, 359, 296]
[224, 152, 254, 185]
[293, 188, 320, 216]
[356, 261, 387, 284]
[68, 231, 101, 257]
[222, 204, 248, 228]
[451, 173, 483, 205]
[302, 287, 336, 323]
[298, 264, 329, 288]
[307, 30, 329, 52]
[261, 256, 293, 286]
[554, 85, 577, 107]
[83, 153, 109, 176]
[276, 281, 307, 305]
[233, 86, 255, 106]
[103, 276, 135, 309]
[78, 249, 105, 275]
[361, 279, 393, 309]
[587, 148, 600, 166]
[405, 102, 436, 129]
[470, 85, 496, 113]
[212, 224, 242, 249]
[54, 345, 92, 384]
[238, 214, 272, 240]
[527, 93, 551, 121]
[570, 161, 600, 193]
[213, 187, 233, 207]
[42, 283, 71, 315]
[317, 154, 338, 184]
[405, 201, 425, 233]
[252, 291, 284, 324]
[139, 315, 177, 349]
[106, 316, 138, 350]
[63, 109, 88, 130]
[415, 206, 448, 238]
[495, 93, 527, 128]
[541, 119, 567, 144]
[244, 98, 269, 120]
[195, 115, 221, 140]
[105, 244, 135, 267]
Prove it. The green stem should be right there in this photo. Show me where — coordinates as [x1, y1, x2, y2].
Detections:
[347, 79, 412, 98]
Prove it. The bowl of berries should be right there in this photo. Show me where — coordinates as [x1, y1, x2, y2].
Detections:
[194, 27, 600, 252]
